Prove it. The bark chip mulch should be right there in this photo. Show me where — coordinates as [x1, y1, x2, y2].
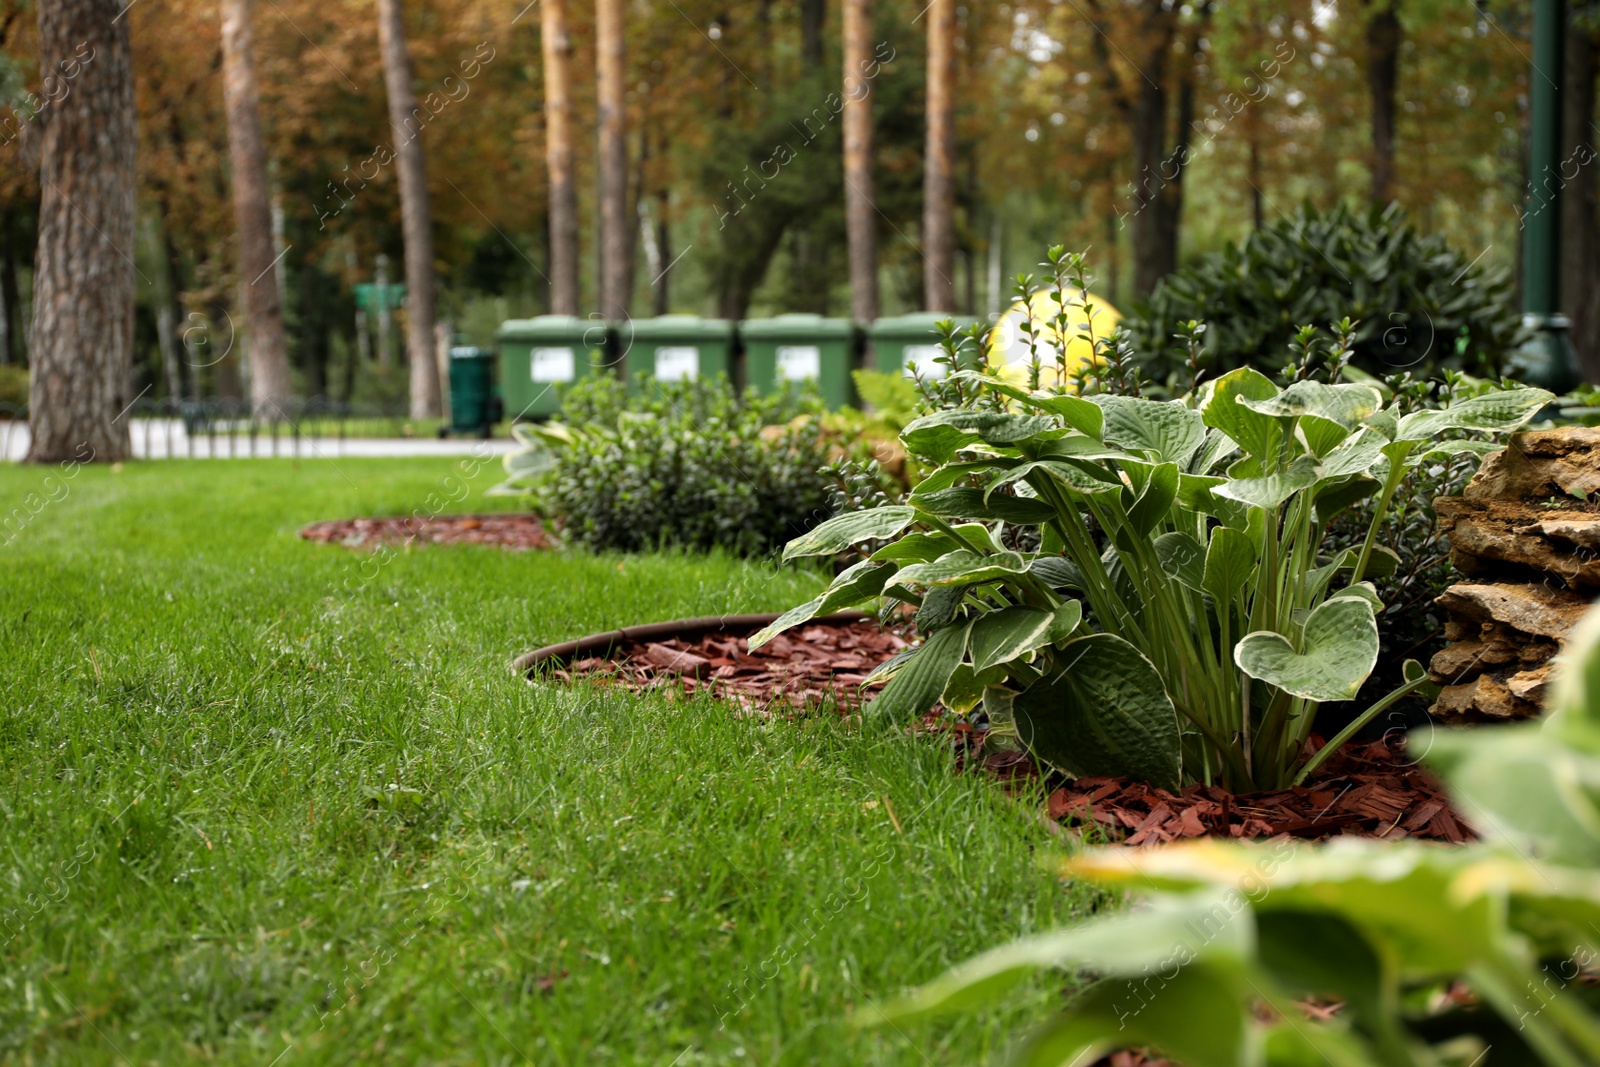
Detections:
[1037, 737, 1472, 845]
[525, 615, 908, 712]
[299, 514, 552, 551]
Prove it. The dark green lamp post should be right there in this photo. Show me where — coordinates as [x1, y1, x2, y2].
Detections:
[1516, 0, 1580, 390]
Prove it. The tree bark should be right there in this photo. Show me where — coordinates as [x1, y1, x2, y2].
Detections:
[219, 0, 293, 414]
[26, 0, 135, 463]
[842, 0, 878, 321]
[1563, 9, 1600, 382]
[597, 0, 631, 321]
[542, 0, 579, 316]
[1364, 0, 1401, 206]
[376, 0, 441, 419]
[923, 0, 956, 311]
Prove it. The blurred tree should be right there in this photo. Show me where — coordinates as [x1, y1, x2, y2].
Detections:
[842, 0, 878, 320]
[219, 0, 292, 410]
[597, 0, 630, 320]
[924, 0, 956, 309]
[542, 0, 579, 315]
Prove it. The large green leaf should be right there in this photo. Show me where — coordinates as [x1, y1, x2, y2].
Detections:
[1155, 531, 1206, 590]
[862, 620, 971, 720]
[1200, 366, 1282, 461]
[782, 506, 916, 560]
[1316, 428, 1386, 480]
[1093, 395, 1207, 466]
[1202, 526, 1257, 603]
[883, 892, 1249, 1021]
[1030, 392, 1105, 437]
[1126, 462, 1180, 536]
[1213, 455, 1320, 510]
[1012, 965, 1251, 1067]
[1013, 634, 1182, 788]
[747, 560, 898, 648]
[913, 487, 1058, 524]
[1394, 386, 1554, 440]
[893, 549, 1031, 587]
[1234, 596, 1379, 701]
[869, 531, 963, 563]
[969, 606, 1055, 671]
[1240, 380, 1384, 430]
[901, 410, 1058, 462]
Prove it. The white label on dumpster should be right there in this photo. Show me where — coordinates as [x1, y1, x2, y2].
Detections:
[655, 346, 700, 381]
[530, 347, 576, 382]
[776, 345, 821, 382]
[449, 345, 478, 359]
[902, 344, 947, 379]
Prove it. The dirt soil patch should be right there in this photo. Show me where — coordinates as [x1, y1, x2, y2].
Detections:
[527, 615, 907, 711]
[300, 514, 552, 551]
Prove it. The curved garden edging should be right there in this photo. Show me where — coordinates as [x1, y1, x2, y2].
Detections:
[510, 610, 871, 675]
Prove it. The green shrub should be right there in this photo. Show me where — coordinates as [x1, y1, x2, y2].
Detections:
[882, 600, 1600, 1067]
[755, 249, 1552, 793]
[0, 364, 26, 411]
[1126, 203, 1522, 388]
[495, 374, 835, 556]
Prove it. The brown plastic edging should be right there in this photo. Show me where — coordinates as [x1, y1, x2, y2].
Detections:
[510, 610, 871, 676]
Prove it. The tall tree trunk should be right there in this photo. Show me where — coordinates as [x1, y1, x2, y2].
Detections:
[597, 0, 631, 321]
[26, 0, 135, 463]
[1563, 8, 1600, 382]
[923, 0, 956, 311]
[842, 0, 878, 321]
[1128, 41, 1173, 296]
[542, 0, 579, 315]
[1364, 0, 1401, 205]
[376, 0, 441, 419]
[219, 0, 293, 413]
[0, 205, 17, 366]
[654, 187, 671, 315]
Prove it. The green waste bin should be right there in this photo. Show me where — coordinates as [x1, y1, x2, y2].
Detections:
[741, 314, 860, 408]
[496, 315, 610, 420]
[623, 315, 737, 390]
[447, 345, 496, 436]
[868, 312, 982, 381]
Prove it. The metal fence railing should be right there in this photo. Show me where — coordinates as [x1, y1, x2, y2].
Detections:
[0, 396, 459, 461]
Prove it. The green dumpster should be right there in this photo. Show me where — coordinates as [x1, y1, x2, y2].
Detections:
[623, 315, 737, 390]
[496, 315, 609, 420]
[741, 314, 860, 408]
[447, 345, 496, 436]
[868, 312, 982, 381]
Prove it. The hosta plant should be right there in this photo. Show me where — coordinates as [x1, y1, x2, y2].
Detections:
[879, 601, 1600, 1067]
[754, 295, 1552, 792]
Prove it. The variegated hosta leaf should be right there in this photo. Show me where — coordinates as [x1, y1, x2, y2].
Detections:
[1212, 455, 1320, 511]
[781, 506, 917, 560]
[1234, 596, 1379, 702]
[969, 606, 1055, 671]
[1394, 386, 1554, 441]
[1200, 366, 1281, 462]
[1240, 380, 1385, 429]
[1092, 395, 1207, 466]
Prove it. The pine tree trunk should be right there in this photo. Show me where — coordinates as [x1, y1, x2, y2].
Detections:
[219, 0, 293, 415]
[26, 0, 135, 463]
[923, 0, 956, 311]
[842, 0, 878, 322]
[542, 0, 580, 316]
[376, 0, 441, 419]
[597, 0, 631, 321]
[1365, 0, 1401, 205]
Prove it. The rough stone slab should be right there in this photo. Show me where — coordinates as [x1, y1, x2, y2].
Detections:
[1433, 582, 1592, 641]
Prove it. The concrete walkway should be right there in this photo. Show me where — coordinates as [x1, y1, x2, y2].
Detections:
[1, 419, 515, 462]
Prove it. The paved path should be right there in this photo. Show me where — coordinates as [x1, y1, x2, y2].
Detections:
[1, 419, 515, 462]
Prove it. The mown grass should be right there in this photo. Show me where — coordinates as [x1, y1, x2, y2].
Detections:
[0, 457, 1092, 1065]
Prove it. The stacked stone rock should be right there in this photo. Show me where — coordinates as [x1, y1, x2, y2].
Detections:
[1429, 427, 1600, 722]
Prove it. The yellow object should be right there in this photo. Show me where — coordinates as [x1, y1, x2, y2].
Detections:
[983, 289, 1121, 389]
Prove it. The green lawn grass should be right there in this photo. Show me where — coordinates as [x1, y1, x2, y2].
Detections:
[0, 458, 1091, 1065]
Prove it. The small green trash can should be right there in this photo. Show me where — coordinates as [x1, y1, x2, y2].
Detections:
[741, 314, 860, 408]
[868, 312, 982, 381]
[622, 315, 737, 390]
[496, 315, 610, 420]
[447, 345, 496, 436]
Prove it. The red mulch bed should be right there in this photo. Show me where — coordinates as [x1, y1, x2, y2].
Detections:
[547, 618, 908, 711]
[1033, 736, 1472, 845]
[544, 614, 1472, 845]
[299, 514, 553, 551]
